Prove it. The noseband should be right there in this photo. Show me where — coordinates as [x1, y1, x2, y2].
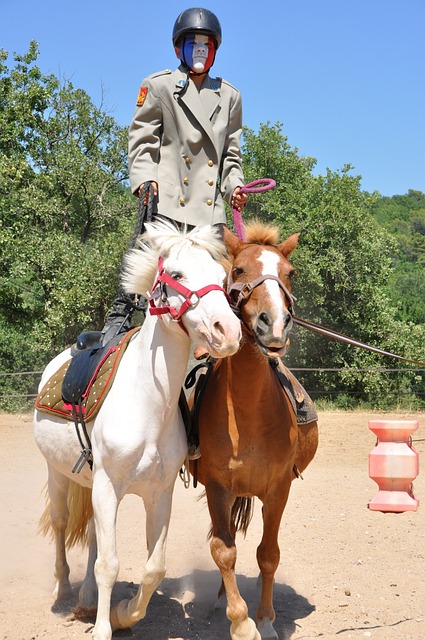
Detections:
[227, 272, 295, 318]
[149, 257, 230, 334]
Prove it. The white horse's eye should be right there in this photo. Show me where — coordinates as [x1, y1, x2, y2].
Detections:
[171, 272, 183, 281]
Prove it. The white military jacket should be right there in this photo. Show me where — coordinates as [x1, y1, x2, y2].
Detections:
[128, 65, 245, 226]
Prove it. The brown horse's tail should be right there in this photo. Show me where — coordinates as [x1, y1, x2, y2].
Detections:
[231, 497, 254, 537]
[206, 496, 255, 540]
[39, 481, 94, 548]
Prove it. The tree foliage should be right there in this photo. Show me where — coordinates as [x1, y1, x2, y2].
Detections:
[1, 46, 424, 410]
[371, 190, 425, 324]
[0, 43, 136, 408]
[240, 123, 425, 407]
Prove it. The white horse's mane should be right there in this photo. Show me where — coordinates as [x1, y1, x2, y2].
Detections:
[121, 219, 227, 296]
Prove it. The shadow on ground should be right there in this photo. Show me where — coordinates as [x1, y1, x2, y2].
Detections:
[51, 568, 314, 639]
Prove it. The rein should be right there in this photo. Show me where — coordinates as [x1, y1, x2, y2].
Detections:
[292, 315, 425, 367]
[128, 182, 156, 249]
[148, 256, 230, 334]
[233, 179, 276, 241]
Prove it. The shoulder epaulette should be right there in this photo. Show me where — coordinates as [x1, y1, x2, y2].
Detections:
[218, 77, 239, 92]
[148, 69, 173, 80]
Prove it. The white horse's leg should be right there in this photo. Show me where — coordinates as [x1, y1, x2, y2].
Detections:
[47, 465, 72, 600]
[91, 471, 120, 640]
[110, 486, 174, 630]
[77, 516, 98, 612]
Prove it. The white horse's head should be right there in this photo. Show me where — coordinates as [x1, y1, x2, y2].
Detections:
[121, 220, 241, 358]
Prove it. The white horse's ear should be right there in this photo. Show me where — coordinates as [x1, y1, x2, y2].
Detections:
[223, 225, 244, 258]
[278, 232, 300, 258]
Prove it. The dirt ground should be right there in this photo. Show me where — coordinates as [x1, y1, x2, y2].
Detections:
[1, 410, 424, 640]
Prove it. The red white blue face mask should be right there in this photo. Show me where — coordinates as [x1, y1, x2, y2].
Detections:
[181, 34, 216, 74]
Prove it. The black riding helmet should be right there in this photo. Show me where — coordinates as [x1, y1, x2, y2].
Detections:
[172, 7, 222, 49]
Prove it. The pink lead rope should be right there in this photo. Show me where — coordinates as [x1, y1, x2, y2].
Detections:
[233, 178, 276, 241]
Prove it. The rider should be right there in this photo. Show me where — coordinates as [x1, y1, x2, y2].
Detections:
[99, 7, 248, 346]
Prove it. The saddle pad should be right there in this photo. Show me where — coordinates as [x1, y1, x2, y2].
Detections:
[35, 328, 140, 422]
[272, 360, 318, 425]
[188, 358, 318, 431]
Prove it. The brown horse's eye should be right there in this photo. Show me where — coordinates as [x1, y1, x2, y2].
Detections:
[234, 267, 244, 278]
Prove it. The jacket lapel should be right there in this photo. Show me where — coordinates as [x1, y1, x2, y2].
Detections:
[175, 67, 219, 153]
[201, 75, 221, 121]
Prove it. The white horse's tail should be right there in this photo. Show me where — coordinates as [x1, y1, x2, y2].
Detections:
[39, 481, 94, 548]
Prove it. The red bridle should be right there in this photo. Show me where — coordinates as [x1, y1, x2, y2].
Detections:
[148, 257, 231, 334]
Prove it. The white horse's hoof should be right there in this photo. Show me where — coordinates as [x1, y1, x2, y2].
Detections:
[92, 619, 112, 640]
[230, 617, 261, 640]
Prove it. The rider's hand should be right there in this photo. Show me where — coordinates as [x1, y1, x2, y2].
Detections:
[138, 181, 158, 203]
[232, 187, 248, 212]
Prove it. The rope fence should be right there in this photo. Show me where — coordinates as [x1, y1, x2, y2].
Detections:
[1, 368, 424, 400]
[292, 367, 425, 400]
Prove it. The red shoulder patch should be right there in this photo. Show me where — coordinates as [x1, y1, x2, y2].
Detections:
[136, 86, 148, 107]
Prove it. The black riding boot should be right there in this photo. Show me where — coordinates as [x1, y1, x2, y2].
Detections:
[101, 292, 147, 346]
[75, 293, 146, 352]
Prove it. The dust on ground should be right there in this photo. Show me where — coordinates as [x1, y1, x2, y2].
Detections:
[1, 410, 424, 640]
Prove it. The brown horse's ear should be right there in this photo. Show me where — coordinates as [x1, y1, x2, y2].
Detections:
[278, 232, 300, 258]
[223, 225, 244, 258]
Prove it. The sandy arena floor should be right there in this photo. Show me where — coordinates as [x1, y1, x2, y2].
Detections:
[1, 410, 424, 640]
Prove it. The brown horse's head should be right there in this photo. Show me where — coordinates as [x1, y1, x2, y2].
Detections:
[223, 221, 299, 357]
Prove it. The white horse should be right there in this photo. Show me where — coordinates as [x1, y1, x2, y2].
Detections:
[34, 220, 241, 640]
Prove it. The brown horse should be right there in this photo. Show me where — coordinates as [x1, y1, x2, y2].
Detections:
[191, 221, 318, 640]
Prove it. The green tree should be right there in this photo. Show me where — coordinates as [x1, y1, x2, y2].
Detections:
[240, 123, 425, 407]
[1, 46, 424, 410]
[0, 43, 136, 409]
[372, 190, 425, 324]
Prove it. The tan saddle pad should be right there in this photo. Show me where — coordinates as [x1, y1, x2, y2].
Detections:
[35, 328, 140, 422]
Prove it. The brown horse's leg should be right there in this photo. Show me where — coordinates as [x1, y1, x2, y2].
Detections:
[256, 484, 291, 640]
[217, 515, 236, 603]
[207, 484, 261, 640]
[293, 420, 319, 478]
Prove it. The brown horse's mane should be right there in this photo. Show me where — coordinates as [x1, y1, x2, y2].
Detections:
[244, 220, 280, 246]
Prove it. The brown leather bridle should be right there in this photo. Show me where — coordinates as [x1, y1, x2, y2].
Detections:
[226, 272, 295, 318]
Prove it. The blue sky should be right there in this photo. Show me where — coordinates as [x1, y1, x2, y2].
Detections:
[1, 0, 424, 196]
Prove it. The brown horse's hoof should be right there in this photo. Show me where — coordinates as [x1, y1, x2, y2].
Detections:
[73, 604, 97, 621]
